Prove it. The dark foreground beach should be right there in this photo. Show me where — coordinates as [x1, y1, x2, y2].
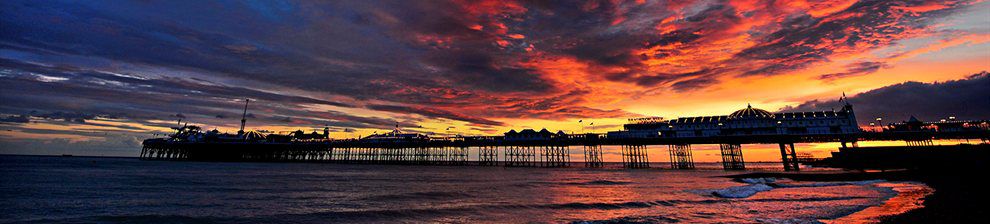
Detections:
[729, 169, 984, 223]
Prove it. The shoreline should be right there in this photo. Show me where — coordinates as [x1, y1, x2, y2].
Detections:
[825, 181, 932, 223]
[727, 170, 981, 223]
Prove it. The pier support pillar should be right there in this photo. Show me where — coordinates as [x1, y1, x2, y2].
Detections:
[779, 142, 800, 171]
[505, 146, 536, 167]
[344, 148, 353, 162]
[454, 147, 468, 165]
[668, 144, 694, 169]
[504, 146, 516, 167]
[411, 147, 424, 165]
[541, 145, 569, 167]
[404, 147, 414, 164]
[840, 140, 860, 149]
[719, 144, 745, 170]
[429, 147, 441, 165]
[622, 145, 649, 168]
[583, 145, 604, 168]
[905, 139, 933, 147]
[479, 146, 498, 166]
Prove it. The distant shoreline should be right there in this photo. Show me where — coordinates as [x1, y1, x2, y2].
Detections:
[0, 153, 138, 159]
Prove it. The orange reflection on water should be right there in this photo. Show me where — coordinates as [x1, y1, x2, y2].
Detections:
[822, 182, 933, 224]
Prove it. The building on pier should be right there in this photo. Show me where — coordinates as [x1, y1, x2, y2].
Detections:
[504, 128, 567, 141]
[608, 100, 859, 138]
[362, 129, 429, 143]
[885, 116, 990, 132]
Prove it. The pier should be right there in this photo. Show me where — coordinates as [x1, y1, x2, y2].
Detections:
[141, 130, 990, 170]
[141, 101, 990, 171]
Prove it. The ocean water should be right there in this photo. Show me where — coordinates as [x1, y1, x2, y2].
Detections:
[1, 155, 910, 223]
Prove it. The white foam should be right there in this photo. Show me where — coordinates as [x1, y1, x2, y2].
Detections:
[712, 183, 774, 198]
[711, 178, 888, 199]
[739, 177, 777, 184]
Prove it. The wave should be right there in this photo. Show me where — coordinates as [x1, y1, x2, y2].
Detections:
[359, 191, 474, 201]
[711, 178, 886, 199]
[44, 200, 677, 224]
[746, 196, 871, 202]
[17, 214, 233, 224]
[523, 180, 633, 187]
[738, 177, 777, 184]
[571, 215, 680, 224]
[579, 180, 632, 185]
[712, 183, 774, 198]
[549, 201, 654, 210]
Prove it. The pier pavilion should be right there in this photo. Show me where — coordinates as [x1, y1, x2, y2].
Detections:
[606, 100, 859, 170]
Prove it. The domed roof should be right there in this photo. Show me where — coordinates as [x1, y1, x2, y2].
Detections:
[729, 104, 773, 119]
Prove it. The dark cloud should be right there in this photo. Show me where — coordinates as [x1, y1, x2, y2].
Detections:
[819, 61, 887, 80]
[670, 76, 719, 92]
[0, 60, 399, 131]
[432, 49, 553, 93]
[33, 111, 99, 123]
[0, 115, 30, 123]
[736, 0, 969, 77]
[781, 71, 990, 125]
[367, 104, 503, 126]
[275, 116, 293, 123]
[488, 90, 640, 119]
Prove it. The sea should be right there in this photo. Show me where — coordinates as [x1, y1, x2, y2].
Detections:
[0, 155, 928, 223]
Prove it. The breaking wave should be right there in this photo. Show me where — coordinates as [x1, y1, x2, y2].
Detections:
[712, 183, 775, 198]
[711, 178, 885, 199]
[580, 180, 632, 185]
[571, 215, 680, 224]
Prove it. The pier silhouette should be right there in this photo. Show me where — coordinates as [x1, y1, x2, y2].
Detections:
[141, 127, 989, 170]
[141, 100, 990, 171]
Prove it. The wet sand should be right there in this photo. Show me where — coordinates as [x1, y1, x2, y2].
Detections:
[727, 170, 982, 223]
[825, 182, 932, 223]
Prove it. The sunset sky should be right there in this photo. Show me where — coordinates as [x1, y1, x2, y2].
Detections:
[1, 0, 988, 159]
